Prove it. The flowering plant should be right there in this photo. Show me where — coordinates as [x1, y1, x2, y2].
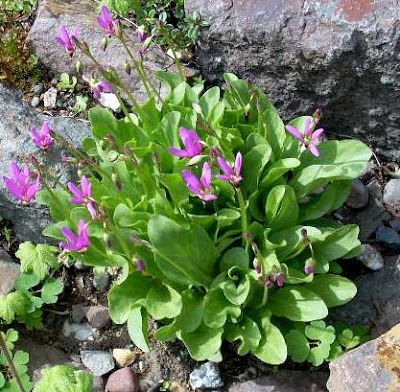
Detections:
[2, 5, 372, 365]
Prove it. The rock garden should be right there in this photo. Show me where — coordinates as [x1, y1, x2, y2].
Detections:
[1, 0, 400, 391]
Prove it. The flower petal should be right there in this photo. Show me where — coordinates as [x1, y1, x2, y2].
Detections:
[285, 125, 303, 141]
[217, 156, 232, 176]
[311, 128, 324, 141]
[200, 162, 212, 189]
[169, 147, 191, 157]
[182, 170, 202, 195]
[234, 152, 243, 176]
[308, 143, 320, 157]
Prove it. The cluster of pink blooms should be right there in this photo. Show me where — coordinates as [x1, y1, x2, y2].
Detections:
[169, 127, 243, 201]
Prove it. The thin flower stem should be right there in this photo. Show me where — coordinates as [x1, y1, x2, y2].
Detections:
[236, 188, 248, 246]
[171, 48, 185, 81]
[119, 37, 161, 101]
[0, 331, 27, 392]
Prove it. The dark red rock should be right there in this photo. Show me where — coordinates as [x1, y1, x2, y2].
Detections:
[105, 368, 139, 392]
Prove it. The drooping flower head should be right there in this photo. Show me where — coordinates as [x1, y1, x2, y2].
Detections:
[55, 26, 78, 55]
[169, 127, 203, 158]
[68, 176, 98, 219]
[97, 5, 120, 37]
[60, 220, 90, 252]
[182, 162, 217, 202]
[2, 161, 40, 203]
[90, 79, 113, 99]
[30, 122, 53, 150]
[216, 152, 243, 185]
[285, 118, 324, 157]
[135, 259, 147, 271]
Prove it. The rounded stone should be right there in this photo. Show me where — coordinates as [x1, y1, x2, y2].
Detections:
[347, 179, 369, 209]
[357, 244, 384, 271]
[80, 350, 115, 376]
[105, 367, 139, 392]
[32, 83, 44, 95]
[31, 96, 41, 108]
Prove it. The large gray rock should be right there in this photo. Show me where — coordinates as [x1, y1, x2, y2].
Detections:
[330, 256, 400, 338]
[28, 0, 174, 103]
[0, 249, 20, 295]
[186, 0, 400, 157]
[229, 371, 328, 392]
[0, 83, 90, 242]
[327, 323, 400, 392]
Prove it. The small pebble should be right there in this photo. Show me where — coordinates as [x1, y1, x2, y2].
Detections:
[99, 93, 121, 112]
[74, 260, 88, 270]
[105, 367, 139, 392]
[0, 250, 20, 295]
[376, 226, 400, 252]
[32, 83, 44, 95]
[189, 362, 224, 390]
[112, 349, 136, 367]
[346, 179, 369, 209]
[62, 320, 93, 341]
[86, 305, 110, 329]
[357, 244, 384, 270]
[71, 304, 88, 323]
[43, 87, 58, 109]
[383, 179, 400, 205]
[80, 350, 115, 376]
[93, 273, 110, 291]
[31, 96, 41, 108]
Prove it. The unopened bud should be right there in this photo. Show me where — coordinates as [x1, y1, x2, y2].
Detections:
[124, 61, 132, 75]
[75, 60, 84, 73]
[77, 169, 84, 177]
[101, 36, 108, 51]
[135, 259, 146, 271]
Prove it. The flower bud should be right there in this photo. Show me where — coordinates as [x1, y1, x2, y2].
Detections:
[75, 60, 84, 73]
[124, 61, 132, 75]
[101, 36, 108, 51]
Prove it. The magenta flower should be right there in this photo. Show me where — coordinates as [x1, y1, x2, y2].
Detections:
[97, 5, 120, 37]
[135, 259, 147, 271]
[55, 26, 78, 55]
[137, 26, 148, 43]
[273, 272, 285, 288]
[182, 162, 217, 202]
[2, 162, 40, 203]
[68, 176, 98, 219]
[285, 118, 324, 157]
[30, 122, 53, 150]
[91, 79, 113, 99]
[169, 127, 203, 158]
[216, 152, 243, 184]
[60, 220, 90, 252]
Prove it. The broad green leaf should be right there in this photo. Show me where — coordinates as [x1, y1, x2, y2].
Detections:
[265, 185, 299, 230]
[313, 224, 360, 266]
[16, 242, 58, 280]
[88, 107, 118, 138]
[140, 97, 160, 131]
[175, 290, 204, 333]
[199, 86, 220, 119]
[146, 283, 182, 320]
[41, 278, 63, 304]
[127, 307, 150, 353]
[108, 273, 153, 324]
[226, 317, 261, 355]
[300, 181, 352, 222]
[36, 188, 71, 221]
[285, 328, 310, 363]
[148, 216, 218, 287]
[219, 247, 249, 272]
[180, 323, 223, 361]
[268, 286, 328, 322]
[217, 267, 251, 306]
[154, 322, 177, 342]
[260, 158, 300, 189]
[242, 144, 272, 194]
[291, 140, 372, 198]
[308, 342, 331, 366]
[252, 310, 287, 364]
[306, 274, 357, 307]
[203, 289, 241, 328]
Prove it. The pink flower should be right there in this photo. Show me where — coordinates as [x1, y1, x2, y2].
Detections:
[2, 161, 40, 203]
[30, 122, 53, 150]
[97, 5, 120, 37]
[137, 26, 148, 43]
[169, 127, 203, 158]
[68, 176, 98, 219]
[285, 118, 324, 157]
[91, 79, 113, 99]
[60, 220, 90, 252]
[182, 162, 217, 202]
[216, 152, 243, 184]
[55, 26, 78, 55]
